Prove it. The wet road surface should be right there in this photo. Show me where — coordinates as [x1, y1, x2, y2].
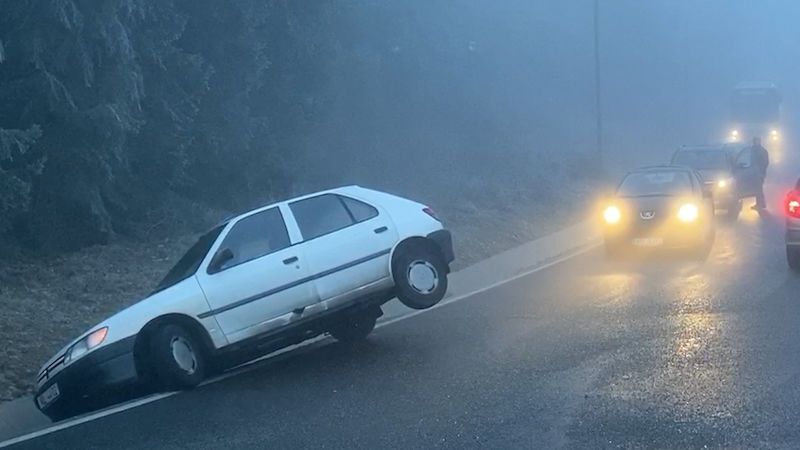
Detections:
[10, 197, 800, 449]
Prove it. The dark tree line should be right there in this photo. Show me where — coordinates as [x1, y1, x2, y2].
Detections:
[0, 0, 338, 250]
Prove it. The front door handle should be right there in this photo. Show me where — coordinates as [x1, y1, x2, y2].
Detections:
[374, 226, 388, 234]
[283, 256, 299, 265]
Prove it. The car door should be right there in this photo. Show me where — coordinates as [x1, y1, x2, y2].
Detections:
[287, 193, 398, 307]
[195, 206, 317, 343]
[733, 147, 760, 197]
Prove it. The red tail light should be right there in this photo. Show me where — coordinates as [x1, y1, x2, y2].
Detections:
[786, 191, 800, 218]
[423, 207, 441, 222]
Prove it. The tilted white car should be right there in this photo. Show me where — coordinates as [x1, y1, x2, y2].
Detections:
[34, 186, 454, 421]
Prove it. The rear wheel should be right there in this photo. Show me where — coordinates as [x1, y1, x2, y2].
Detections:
[149, 324, 206, 390]
[393, 244, 448, 310]
[329, 307, 380, 342]
[787, 246, 800, 272]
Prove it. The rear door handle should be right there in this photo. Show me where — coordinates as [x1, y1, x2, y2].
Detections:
[374, 226, 388, 234]
[283, 256, 299, 265]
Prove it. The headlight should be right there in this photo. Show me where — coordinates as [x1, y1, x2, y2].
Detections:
[65, 327, 108, 363]
[771, 129, 779, 141]
[677, 203, 699, 222]
[603, 205, 621, 224]
[717, 178, 733, 189]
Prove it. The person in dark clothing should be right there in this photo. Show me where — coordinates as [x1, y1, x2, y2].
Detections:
[750, 137, 769, 211]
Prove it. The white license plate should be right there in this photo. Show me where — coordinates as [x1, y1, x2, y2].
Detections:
[37, 383, 60, 409]
[633, 237, 664, 247]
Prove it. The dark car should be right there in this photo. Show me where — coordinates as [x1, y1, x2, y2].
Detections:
[670, 144, 764, 220]
[602, 166, 715, 258]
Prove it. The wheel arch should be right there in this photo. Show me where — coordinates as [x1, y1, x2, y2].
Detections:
[389, 236, 448, 281]
[133, 313, 215, 381]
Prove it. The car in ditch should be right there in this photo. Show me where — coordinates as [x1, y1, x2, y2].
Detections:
[601, 166, 715, 258]
[33, 186, 455, 421]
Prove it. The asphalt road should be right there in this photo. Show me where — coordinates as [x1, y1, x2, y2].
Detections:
[8, 189, 800, 448]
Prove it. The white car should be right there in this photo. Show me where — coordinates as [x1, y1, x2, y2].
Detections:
[34, 186, 454, 421]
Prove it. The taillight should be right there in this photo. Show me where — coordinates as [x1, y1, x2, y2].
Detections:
[786, 191, 800, 218]
[423, 207, 441, 222]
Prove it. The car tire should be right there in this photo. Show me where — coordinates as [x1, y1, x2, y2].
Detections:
[329, 308, 379, 343]
[725, 200, 741, 221]
[787, 246, 800, 272]
[394, 244, 448, 310]
[150, 324, 206, 390]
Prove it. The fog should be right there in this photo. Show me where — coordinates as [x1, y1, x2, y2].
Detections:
[305, 0, 800, 189]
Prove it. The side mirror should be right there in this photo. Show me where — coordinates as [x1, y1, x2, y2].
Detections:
[208, 248, 234, 274]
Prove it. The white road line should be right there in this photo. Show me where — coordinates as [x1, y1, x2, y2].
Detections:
[0, 393, 174, 449]
[0, 242, 599, 449]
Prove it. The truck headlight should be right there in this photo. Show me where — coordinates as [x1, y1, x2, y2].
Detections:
[65, 327, 108, 363]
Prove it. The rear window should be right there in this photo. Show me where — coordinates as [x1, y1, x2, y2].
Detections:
[617, 171, 693, 197]
[672, 151, 729, 170]
[290, 194, 355, 240]
[340, 195, 379, 222]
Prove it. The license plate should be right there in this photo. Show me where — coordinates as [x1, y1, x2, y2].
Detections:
[633, 237, 664, 247]
[37, 383, 60, 409]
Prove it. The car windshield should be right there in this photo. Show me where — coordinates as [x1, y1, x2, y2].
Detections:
[617, 171, 693, 197]
[154, 225, 225, 293]
[672, 151, 729, 170]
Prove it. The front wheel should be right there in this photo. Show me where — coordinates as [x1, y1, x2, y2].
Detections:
[787, 246, 800, 272]
[150, 324, 206, 390]
[394, 244, 448, 310]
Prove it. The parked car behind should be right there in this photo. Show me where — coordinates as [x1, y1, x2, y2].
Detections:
[34, 186, 454, 421]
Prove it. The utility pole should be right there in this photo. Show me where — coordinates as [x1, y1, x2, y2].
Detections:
[593, 0, 603, 167]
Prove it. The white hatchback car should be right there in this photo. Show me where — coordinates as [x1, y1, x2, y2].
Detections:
[34, 186, 454, 421]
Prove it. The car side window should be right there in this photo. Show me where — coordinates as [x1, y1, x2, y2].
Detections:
[290, 194, 355, 240]
[339, 195, 379, 222]
[215, 207, 290, 271]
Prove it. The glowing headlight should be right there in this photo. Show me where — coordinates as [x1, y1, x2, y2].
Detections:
[603, 205, 621, 224]
[771, 129, 779, 141]
[65, 327, 108, 363]
[717, 178, 732, 189]
[731, 129, 739, 137]
[677, 203, 699, 222]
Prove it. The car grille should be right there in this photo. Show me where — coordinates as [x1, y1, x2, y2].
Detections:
[37, 353, 66, 386]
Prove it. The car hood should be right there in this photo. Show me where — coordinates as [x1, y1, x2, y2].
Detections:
[38, 276, 211, 378]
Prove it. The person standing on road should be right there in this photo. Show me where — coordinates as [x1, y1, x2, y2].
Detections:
[750, 136, 770, 211]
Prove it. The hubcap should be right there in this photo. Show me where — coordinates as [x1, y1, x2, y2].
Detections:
[170, 336, 197, 375]
[407, 260, 439, 294]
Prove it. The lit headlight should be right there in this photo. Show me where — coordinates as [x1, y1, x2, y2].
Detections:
[771, 129, 779, 141]
[677, 203, 699, 222]
[717, 178, 733, 189]
[65, 327, 108, 363]
[603, 205, 621, 224]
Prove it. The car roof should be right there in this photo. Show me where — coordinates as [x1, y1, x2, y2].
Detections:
[223, 185, 370, 225]
[628, 165, 694, 174]
[675, 144, 728, 153]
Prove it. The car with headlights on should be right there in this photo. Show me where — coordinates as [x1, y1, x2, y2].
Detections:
[602, 166, 715, 258]
[33, 186, 454, 421]
[670, 145, 744, 220]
